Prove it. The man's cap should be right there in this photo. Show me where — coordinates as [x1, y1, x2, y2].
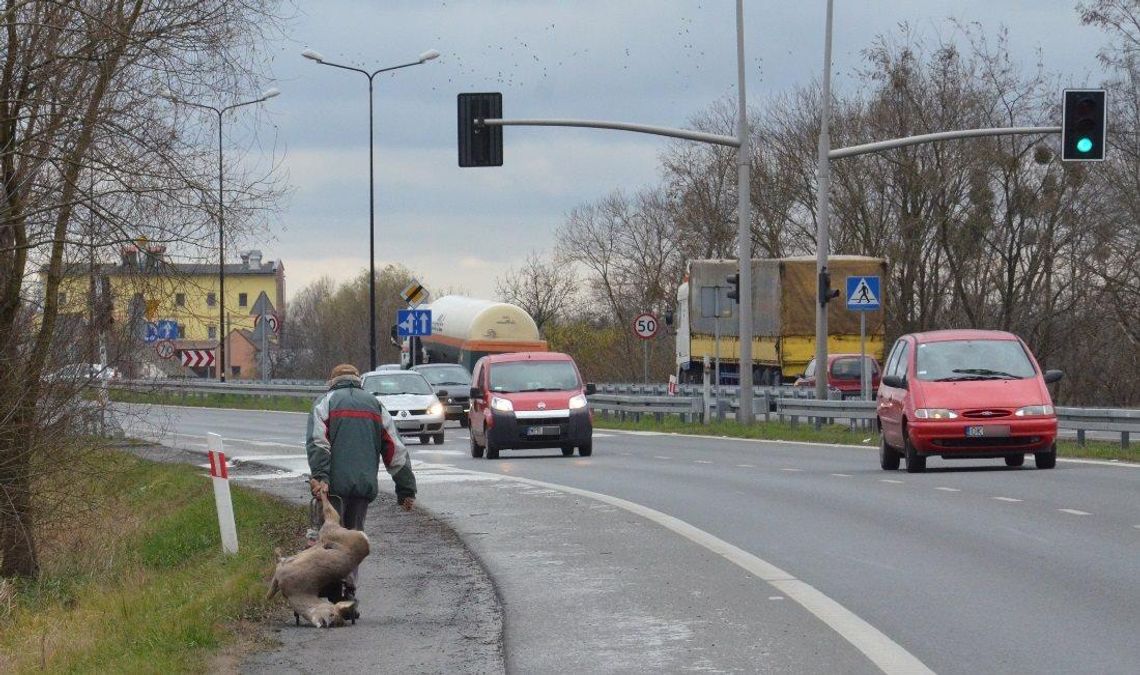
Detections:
[329, 363, 360, 379]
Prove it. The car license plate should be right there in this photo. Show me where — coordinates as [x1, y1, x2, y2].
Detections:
[527, 425, 558, 436]
[965, 425, 1010, 438]
[396, 421, 419, 431]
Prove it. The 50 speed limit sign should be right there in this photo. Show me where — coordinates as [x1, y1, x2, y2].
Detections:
[632, 312, 659, 340]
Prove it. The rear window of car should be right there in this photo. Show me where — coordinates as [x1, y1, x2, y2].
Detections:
[915, 339, 1037, 381]
[830, 357, 877, 379]
[489, 361, 580, 393]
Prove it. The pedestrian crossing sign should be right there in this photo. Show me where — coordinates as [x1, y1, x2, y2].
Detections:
[846, 276, 881, 311]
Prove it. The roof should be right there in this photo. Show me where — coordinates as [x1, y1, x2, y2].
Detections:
[58, 261, 282, 276]
[481, 351, 573, 365]
[908, 329, 1020, 343]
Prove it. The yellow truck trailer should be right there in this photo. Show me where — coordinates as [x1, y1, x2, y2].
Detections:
[674, 256, 886, 385]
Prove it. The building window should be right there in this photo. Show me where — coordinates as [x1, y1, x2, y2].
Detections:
[175, 293, 186, 307]
[238, 292, 248, 307]
[207, 326, 217, 340]
[206, 292, 216, 307]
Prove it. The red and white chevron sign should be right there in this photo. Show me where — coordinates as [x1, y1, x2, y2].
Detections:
[180, 349, 215, 368]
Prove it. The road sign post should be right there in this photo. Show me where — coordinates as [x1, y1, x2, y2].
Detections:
[846, 276, 881, 401]
[207, 433, 238, 554]
[633, 312, 658, 384]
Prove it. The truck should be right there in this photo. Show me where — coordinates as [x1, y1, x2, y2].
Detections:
[412, 295, 548, 371]
[675, 256, 886, 385]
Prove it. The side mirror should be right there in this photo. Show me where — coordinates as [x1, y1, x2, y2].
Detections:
[585, 383, 597, 396]
[470, 386, 483, 400]
[881, 374, 907, 389]
[1043, 369, 1064, 385]
[436, 389, 448, 398]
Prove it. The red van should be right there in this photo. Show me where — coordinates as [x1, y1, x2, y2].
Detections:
[877, 329, 1063, 473]
[468, 352, 595, 459]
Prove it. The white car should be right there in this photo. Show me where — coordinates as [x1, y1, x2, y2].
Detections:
[361, 370, 445, 445]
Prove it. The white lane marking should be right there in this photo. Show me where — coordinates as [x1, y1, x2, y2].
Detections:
[993, 497, 1023, 503]
[781, 468, 804, 472]
[653, 455, 672, 460]
[935, 487, 961, 492]
[231, 472, 303, 481]
[736, 463, 755, 468]
[768, 596, 785, 601]
[592, 433, 615, 438]
[1134, 525, 1140, 530]
[1058, 508, 1091, 516]
[831, 473, 853, 478]
[694, 460, 713, 464]
[413, 449, 468, 457]
[880, 479, 904, 485]
[411, 461, 933, 675]
[231, 454, 305, 462]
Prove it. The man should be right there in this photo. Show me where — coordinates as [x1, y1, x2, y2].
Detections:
[306, 363, 417, 605]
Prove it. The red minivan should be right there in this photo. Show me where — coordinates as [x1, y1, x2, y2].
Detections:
[877, 329, 1063, 473]
[468, 352, 595, 459]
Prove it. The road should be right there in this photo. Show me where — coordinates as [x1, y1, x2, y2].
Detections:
[122, 404, 1140, 674]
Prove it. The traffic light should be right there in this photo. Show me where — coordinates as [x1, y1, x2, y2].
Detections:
[818, 267, 840, 307]
[726, 273, 740, 303]
[458, 92, 503, 167]
[1062, 89, 1106, 161]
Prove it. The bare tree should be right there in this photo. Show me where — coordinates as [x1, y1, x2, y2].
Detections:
[0, 0, 285, 578]
[494, 251, 580, 331]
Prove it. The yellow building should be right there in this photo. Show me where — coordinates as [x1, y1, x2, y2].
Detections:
[54, 244, 286, 379]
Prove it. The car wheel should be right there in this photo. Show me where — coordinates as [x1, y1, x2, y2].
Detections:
[1004, 454, 1025, 467]
[903, 429, 925, 473]
[433, 432, 445, 445]
[1035, 443, 1057, 469]
[419, 435, 430, 445]
[879, 431, 900, 470]
[469, 434, 484, 459]
[485, 442, 500, 460]
[561, 446, 575, 457]
[578, 441, 593, 457]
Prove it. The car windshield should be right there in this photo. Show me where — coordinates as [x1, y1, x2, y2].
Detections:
[915, 339, 1037, 381]
[489, 361, 580, 393]
[830, 357, 878, 380]
[362, 373, 433, 396]
[417, 366, 472, 386]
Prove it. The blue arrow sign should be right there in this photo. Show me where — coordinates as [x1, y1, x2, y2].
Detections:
[397, 309, 432, 337]
[143, 322, 159, 343]
[846, 276, 881, 311]
[156, 319, 179, 340]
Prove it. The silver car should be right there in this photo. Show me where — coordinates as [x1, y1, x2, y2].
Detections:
[362, 370, 445, 445]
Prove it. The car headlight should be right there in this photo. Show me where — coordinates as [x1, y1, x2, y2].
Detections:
[491, 396, 513, 412]
[569, 393, 588, 410]
[1015, 405, 1054, 416]
[914, 408, 959, 420]
[427, 401, 444, 416]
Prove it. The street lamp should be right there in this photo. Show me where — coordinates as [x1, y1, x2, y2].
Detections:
[815, 0, 835, 402]
[301, 47, 440, 371]
[166, 87, 280, 381]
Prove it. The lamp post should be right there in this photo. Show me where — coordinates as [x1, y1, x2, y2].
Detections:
[167, 88, 280, 381]
[815, 0, 836, 402]
[301, 47, 440, 372]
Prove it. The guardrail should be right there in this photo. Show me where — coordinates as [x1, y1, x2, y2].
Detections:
[119, 379, 1139, 449]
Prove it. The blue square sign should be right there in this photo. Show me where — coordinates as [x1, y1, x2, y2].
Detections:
[846, 276, 881, 311]
[397, 309, 432, 337]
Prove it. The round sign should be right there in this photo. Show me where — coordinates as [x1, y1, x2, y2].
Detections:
[155, 339, 176, 360]
[632, 312, 659, 340]
[267, 313, 280, 334]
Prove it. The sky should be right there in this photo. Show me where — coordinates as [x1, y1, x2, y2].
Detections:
[235, 1, 1108, 303]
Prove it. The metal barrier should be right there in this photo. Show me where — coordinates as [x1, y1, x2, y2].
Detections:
[1057, 407, 1140, 449]
[122, 379, 1139, 448]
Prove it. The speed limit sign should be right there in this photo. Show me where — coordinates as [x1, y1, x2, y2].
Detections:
[632, 312, 659, 340]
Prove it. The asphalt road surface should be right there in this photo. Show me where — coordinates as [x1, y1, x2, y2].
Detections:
[122, 404, 1140, 674]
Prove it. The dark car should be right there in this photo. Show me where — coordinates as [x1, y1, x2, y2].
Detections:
[413, 363, 474, 427]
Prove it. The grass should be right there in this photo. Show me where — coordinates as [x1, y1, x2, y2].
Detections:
[110, 388, 312, 413]
[593, 415, 1140, 464]
[110, 389, 1139, 464]
[0, 449, 304, 673]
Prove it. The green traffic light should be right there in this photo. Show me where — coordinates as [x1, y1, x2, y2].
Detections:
[1077, 137, 1094, 153]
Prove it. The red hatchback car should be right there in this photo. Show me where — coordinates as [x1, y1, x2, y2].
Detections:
[877, 329, 1063, 473]
[468, 352, 595, 459]
[794, 354, 881, 399]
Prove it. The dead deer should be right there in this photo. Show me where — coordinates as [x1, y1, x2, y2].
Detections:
[267, 493, 370, 627]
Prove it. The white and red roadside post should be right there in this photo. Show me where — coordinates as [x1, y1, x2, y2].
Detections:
[207, 432, 239, 554]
